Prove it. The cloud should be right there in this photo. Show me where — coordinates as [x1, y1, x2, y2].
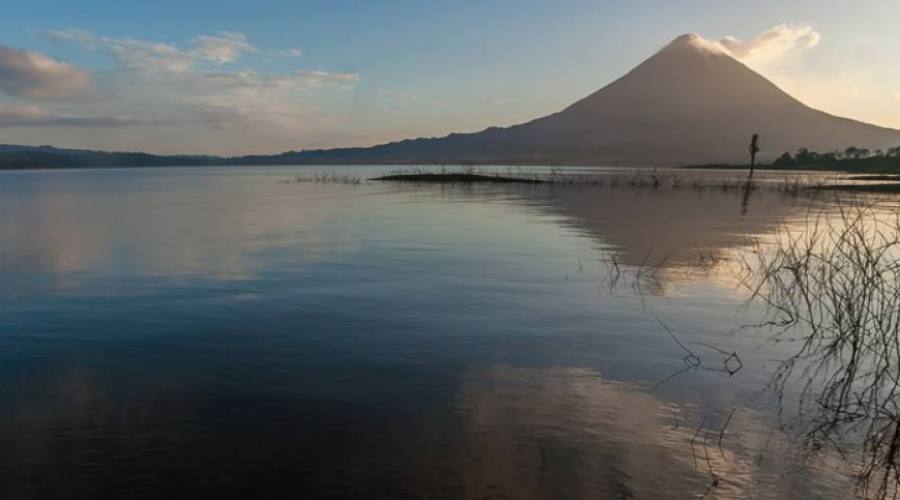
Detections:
[0, 44, 92, 98]
[0, 105, 155, 127]
[47, 29, 257, 73]
[283, 70, 359, 88]
[187, 70, 360, 130]
[704, 24, 899, 128]
[34, 29, 363, 152]
[45, 29, 357, 91]
[191, 31, 256, 63]
[48, 29, 195, 73]
[719, 24, 821, 67]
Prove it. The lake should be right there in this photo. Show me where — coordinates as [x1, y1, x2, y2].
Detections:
[0, 166, 879, 498]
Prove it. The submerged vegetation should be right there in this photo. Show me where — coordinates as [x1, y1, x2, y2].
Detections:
[813, 183, 900, 194]
[594, 195, 900, 498]
[282, 164, 900, 201]
[290, 173, 362, 185]
[365, 165, 900, 196]
[741, 203, 900, 498]
[371, 173, 545, 184]
[365, 166, 832, 195]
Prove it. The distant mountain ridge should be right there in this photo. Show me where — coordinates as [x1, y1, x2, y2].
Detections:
[293, 33, 898, 166]
[0, 144, 224, 169]
[2, 33, 899, 168]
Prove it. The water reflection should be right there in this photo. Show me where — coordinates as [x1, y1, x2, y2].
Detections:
[0, 361, 853, 499]
[0, 167, 865, 498]
[450, 365, 851, 499]
[523, 185, 811, 293]
[375, 178, 816, 294]
[0, 170, 364, 283]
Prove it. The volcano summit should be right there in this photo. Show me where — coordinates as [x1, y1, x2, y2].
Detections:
[290, 33, 900, 166]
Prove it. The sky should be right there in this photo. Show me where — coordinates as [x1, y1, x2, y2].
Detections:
[0, 0, 898, 156]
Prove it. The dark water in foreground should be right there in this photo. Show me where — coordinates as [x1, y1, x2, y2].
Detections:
[0, 166, 864, 498]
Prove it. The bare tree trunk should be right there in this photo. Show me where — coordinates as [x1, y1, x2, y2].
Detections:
[748, 134, 759, 180]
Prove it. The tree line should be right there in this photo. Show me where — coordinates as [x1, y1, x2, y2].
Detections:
[772, 145, 900, 171]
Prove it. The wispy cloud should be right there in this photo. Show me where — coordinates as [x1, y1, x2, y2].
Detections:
[46, 28, 258, 73]
[20, 29, 363, 152]
[718, 24, 821, 68]
[191, 31, 256, 64]
[0, 105, 155, 127]
[705, 24, 899, 128]
[0, 44, 92, 98]
[188, 70, 359, 130]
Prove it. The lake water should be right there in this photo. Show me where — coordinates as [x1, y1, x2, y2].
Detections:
[0, 166, 872, 498]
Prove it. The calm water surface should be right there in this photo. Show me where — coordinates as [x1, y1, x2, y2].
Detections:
[0, 166, 863, 498]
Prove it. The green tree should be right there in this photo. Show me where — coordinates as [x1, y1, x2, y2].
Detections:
[796, 148, 814, 163]
[844, 146, 871, 160]
[773, 152, 794, 167]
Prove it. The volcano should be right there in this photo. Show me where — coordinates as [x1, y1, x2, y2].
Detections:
[294, 33, 900, 165]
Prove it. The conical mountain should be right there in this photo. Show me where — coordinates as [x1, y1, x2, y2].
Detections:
[297, 34, 900, 165]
